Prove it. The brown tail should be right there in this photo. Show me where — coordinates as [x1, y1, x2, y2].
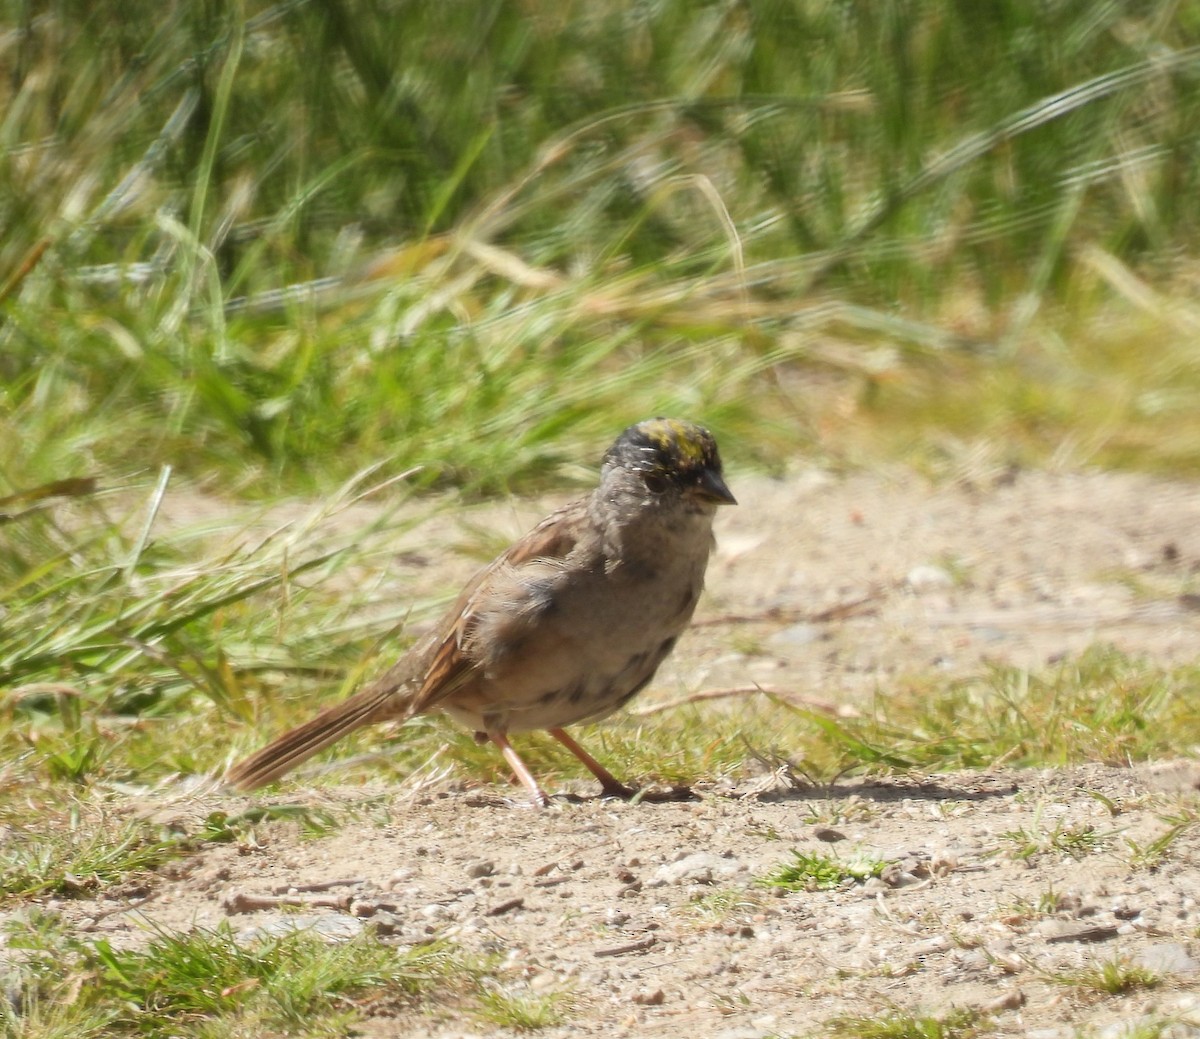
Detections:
[224, 680, 411, 791]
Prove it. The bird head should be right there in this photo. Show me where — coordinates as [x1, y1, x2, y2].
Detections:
[601, 418, 737, 513]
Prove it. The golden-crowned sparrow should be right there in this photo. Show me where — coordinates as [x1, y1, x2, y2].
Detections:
[225, 417, 736, 805]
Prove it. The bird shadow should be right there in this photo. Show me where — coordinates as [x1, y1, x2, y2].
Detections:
[735, 772, 1019, 804]
[462, 774, 1017, 808]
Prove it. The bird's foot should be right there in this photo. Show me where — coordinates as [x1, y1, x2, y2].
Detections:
[598, 781, 698, 803]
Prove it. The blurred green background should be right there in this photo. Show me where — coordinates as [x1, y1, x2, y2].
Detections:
[5, 0, 1200, 495]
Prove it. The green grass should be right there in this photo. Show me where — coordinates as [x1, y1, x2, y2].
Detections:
[0, 817, 182, 904]
[0, 801, 350, 906]
[758, 849, 889, 892]
[999, 887, 1072, 924]
[1049, 956, 1162, 997]
[2, 912, 460, 1038]
[1124, 804, 1199, 871]
[774, 646, 1200, 777]
[995, 817, 1112, 862]
[687, 887, 768, 923]
[814, 1007, 983, 1039]
[474, 985, 571, 1032]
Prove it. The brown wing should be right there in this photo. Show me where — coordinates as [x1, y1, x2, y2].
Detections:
[407, 500, 585, 715]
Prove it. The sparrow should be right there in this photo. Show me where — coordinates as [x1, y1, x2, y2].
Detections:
[225, 417, 735, 805]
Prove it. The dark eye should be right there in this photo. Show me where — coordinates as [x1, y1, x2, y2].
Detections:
[642, 472, 668, 494]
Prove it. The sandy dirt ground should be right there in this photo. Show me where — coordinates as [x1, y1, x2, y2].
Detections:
[31, 467, 1200, 1036]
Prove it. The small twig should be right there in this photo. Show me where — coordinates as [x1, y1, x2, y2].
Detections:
[593, 935, 657, 958]
[222, 890, 351, 914]
[270, 878, 364, 895]
[8, 683, 84, 701]
[486, 897, 525, 917]
[630, 686, 856, 719]
[692, 606, 806, 628]
[0, 236, 51, 305]
[1046, 926, 1120, 945]
[692, 591, 885, 629]
[0, 476, 100, 525]
[809, 591, 888, 623]
[76, 893, 158, 929]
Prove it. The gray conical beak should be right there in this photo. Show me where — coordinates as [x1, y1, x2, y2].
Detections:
[693, 468, 737, 506]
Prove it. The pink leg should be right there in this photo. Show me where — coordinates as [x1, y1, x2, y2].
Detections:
[548, 727, 635, 799]
[489, 731, 550, 808]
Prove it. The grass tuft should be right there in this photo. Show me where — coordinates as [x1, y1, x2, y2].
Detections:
[995, 815, 1113, 862]
[474, 985, 571, 1032]
[1051, 956, 1162, 996]
[817, 1006, 983, 1039]
[1124, 805, 1199, 872]
[758, 849, 889, 892]
[3, 913, 458, 1038]
[0, 818, 181, 905]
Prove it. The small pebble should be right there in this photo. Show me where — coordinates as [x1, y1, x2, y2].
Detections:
[981, 988, 1026, 1013]
[387, 867, 416, 889]
[529, 971, 559, 993]
[652, 852, 739, 886]
[813, 827, 846, 843]
[906, 564, 954, 591]
[767, 622, 823, 647]
[910, 935, 951, 956]
[370, 911, 403, 936]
